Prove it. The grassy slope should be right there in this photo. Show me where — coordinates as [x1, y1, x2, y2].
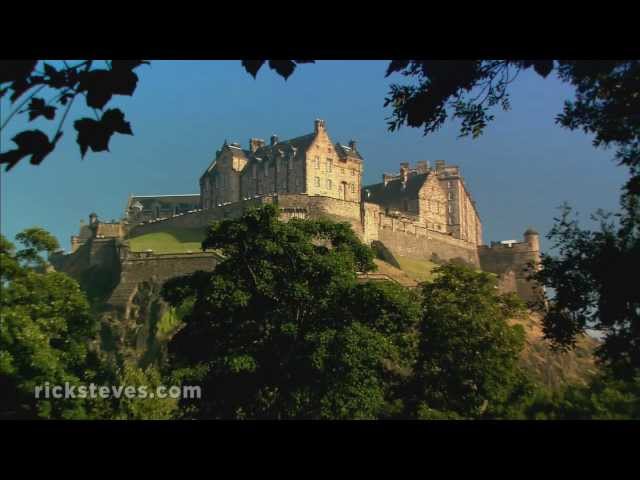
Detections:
[394, 256, 438, 283]
[127, 227, 207, 254]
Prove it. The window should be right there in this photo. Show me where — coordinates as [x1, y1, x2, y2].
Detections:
[315, 177, 320, 187]
[448, 191, 454, 200]
[326, 159, 332, 173]
[351, 169, 355, 176]
[326, 179, 332, 190]
[315, 156, 320, 169]
[264, 163, 269, 177]
[350, 183, 355, 193]
[341, 167, 345, 175]
[448, 204, 453, 213]
[288, 159, 293, 170]
[252, 165, 256, 179]
[448, 181, 452, 188]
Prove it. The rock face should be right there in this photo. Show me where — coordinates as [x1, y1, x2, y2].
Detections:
[511, 312, 600, 390]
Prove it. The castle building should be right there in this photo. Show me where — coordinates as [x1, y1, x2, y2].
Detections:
[363, 159, 482, 246]
[200, 119, 481, 247]
[52, 118, 544, 311]
[125, 194, 200, 223]
[200, 119, 363, 208]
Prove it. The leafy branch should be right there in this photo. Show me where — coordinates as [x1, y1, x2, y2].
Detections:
[0, 59, 148, 171]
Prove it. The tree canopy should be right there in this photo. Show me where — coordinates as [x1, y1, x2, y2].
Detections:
[161, 205, 424, 419]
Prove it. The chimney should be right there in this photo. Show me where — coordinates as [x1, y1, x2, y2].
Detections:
[348, 139, 357, 151]
[270, 135, 279, 146]
[383, 173, 393, 186]
[400, 161, 410, 177]
[416, 160, 429, 173]
[435, 160, 445, 172]
[249, 138, 265, 153]
[314, 118, 325, 133]
[89, 212, 98, 225]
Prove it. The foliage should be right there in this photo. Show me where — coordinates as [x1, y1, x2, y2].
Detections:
[0, 230, 100, 418]
[241, 60, 315, 80]
[161, 205, 422, 419]
[104, 364, 179, 420]
[533, 199, 640, 380]
[0, 60, 147, 171]
[408, 263, 529, 419]
[525, 371, 640, 420]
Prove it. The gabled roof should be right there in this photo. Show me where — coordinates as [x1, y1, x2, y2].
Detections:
[363, 172, 429, 206]
[253, 133, 315, 161]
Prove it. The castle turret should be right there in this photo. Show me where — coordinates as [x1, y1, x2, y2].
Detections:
[524, 227, 540, 254]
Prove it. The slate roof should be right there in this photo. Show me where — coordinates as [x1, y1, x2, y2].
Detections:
[335, 142, 363, 161]
[363, 172, 429, 206]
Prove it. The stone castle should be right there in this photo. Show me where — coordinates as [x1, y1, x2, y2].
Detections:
[52, 119, 544, 314]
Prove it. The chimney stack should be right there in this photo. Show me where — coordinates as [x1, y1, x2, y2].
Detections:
[399, 162, 410, 186]
[314, 118, 325, 133]
[270, 135, 279, 146]
[348, 139, 357, 151]
[249, 138, 265, 153]
[416, 160, 429, 173]
[435, 160, 445, 172]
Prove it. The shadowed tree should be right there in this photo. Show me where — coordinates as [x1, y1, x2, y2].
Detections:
[161, 205, 422, 419]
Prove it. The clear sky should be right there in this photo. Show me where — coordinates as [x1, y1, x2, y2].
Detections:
[0, 60, 628, 253]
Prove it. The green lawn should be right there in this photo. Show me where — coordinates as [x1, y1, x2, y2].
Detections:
[395, 256, 438, 282]
[127, 227, 207, 254]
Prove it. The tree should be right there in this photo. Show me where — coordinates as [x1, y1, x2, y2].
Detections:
[0, 60, 146, 171]
[161, 204, 421, 419]
[0, 229, 100, 418]
[408, 263, 529, 419]
[533, 200, 640, 380]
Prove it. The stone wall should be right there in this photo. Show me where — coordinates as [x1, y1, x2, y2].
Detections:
[128, 193, 363, 239]
[478, 239, 543, 304]
[107, 248, 223, 313]
[378, 225, 480, 266]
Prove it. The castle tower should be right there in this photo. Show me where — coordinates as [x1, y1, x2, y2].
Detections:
[524, 227, 540, 254]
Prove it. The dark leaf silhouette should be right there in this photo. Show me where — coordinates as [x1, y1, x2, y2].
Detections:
[386, 60, 410, 77]
[42, 62, 66, 89]
[0, 60, 37, 85]
[268, 60, 296, 80]
[73, 108, 133, 157]
[77, 66, 141, 109]
[533, 60, 554, 78]
[101, 108, 133, 135]
[0, 130, 61, 171]
[27, 97, 56, 121]
[77, 69, 114, 109]
[111, 60, 149, 72]
[242, 60, 266, 78]
[108, 69, 138, 96]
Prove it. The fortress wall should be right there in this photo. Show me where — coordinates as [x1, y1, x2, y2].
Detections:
[127, 197, 268, 237]
[89, 238, 120, 269]
[108, 250, 222, 310]
[275, 194, 363, 235]
[378, 227, 480, 266]
[478, 242, 543, 303]
[361, 201, 480, 266]
[129, 194, 364, 238]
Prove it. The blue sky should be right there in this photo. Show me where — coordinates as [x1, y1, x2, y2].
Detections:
[0, 60, 628, 253]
